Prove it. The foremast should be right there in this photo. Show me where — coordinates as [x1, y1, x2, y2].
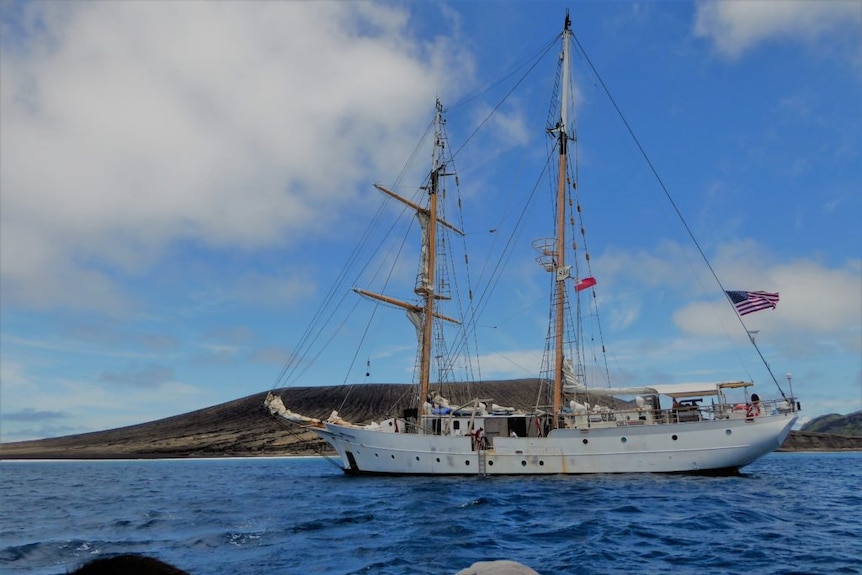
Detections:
[418, 100, 445, 405]
[352, 99, 462, 410]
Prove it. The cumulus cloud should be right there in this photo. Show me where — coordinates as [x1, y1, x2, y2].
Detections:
[693, 0, 862, 59]
[0, 2, 471, 313]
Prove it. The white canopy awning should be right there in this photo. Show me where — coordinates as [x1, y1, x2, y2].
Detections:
[647, 381, 753, 398]
[568, 386, 659, 397]
[566, 381, 754, 399]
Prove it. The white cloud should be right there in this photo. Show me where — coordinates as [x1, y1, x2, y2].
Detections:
[477, 349, 543, 379]
[0, 2, 471, 313]
[693, 0, 862, 59]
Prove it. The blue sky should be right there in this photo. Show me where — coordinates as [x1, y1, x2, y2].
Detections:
[1, 1, 860, 442]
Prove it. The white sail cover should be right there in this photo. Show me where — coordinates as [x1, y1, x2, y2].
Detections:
[407, 309, 424, 345]
[417, 211, 430, 291]
[264, 392, 321, 424]
[562, 358, 585, 392]
[562, 358, 658, 397]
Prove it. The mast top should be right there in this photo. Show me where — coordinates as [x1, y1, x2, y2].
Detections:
[559, 11, 572, 139]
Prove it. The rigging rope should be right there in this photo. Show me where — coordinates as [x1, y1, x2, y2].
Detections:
[271, 117, 437, 391]
[570, 32, 786, 395]
[449, 34, 558, 163]
[268, 414, 343, 469]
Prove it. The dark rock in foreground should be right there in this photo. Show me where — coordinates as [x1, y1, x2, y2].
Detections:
[1, 383, 860, 459]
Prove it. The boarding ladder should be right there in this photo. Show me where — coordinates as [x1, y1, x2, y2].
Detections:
[477, 447, 488, 476]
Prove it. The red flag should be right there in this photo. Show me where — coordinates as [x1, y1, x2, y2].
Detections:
[575, 277, 596, 292]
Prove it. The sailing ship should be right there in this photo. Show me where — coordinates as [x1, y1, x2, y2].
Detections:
[265, 13, 798, 475]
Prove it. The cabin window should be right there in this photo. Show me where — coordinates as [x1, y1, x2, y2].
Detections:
[453, 420, 461, 430]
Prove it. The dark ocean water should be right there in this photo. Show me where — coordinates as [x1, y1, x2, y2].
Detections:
[1, 452, 860, 575]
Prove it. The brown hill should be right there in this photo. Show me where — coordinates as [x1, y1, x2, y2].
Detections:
[2, 382, 860, 459]
[0, 381, 542, 459]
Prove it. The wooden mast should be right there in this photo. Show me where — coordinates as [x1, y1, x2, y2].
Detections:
[354, 100, 461, 413]
[418, 99, 445, 407]
[552, 13, 573, 427]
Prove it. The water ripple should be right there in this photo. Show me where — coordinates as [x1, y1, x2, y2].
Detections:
[1, 453, 860, 575]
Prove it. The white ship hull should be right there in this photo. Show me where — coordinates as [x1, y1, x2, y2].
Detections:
[315, 413, 796, 475]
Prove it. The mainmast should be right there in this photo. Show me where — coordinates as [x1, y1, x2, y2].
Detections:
[552, 13, 573, 426]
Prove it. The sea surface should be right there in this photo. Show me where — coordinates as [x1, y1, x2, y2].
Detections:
[1, 452, 860, 575]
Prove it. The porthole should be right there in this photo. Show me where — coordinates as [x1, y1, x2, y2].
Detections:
[582, 438, 589, 445]
[415, 456, 420, 461]
[465, 460, 471, 466]
[539, 460, 545, 466]
[436, 457, 441, 462]
[390, 454, 395, 459]
[725, 429, 732, 436]
[488, 460, 494, 466]
[621, 437, 627, 443]
[672, 434, 678, 441]
[521, 460, 527, 467]
[375, 453, 379, 457]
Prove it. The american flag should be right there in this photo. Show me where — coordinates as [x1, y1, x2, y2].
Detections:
[725, 290, 780, 316]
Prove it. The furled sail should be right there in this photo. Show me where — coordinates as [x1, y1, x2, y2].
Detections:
[406, 309, 424, 345]
[416, 211, 430, 293]
[562, 358, 586, 393]
[264, 392, 322, 425]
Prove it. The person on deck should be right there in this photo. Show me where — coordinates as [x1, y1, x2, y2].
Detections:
[747, 393, 762, 417]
